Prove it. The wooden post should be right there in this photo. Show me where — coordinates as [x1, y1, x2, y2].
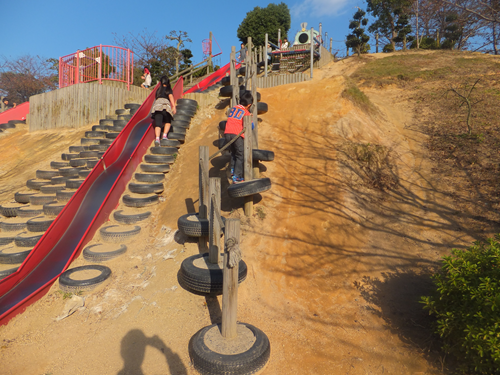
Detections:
[208, 31, 213, 75]
[230, 46, 237, 108]
[246, 37, 252, 90]
[199, 146, 209, 252]
[221, 218, 240, 339]
[208, 178, 221, 264]
[319, 23, 322, 58]
[264, 33, 269, 78]
[0, 96, 4, 113]
[330, 38, 333, 53]
[243, 116, 253, 216]
[278, 28, 281, 48]
[376, 33, 379, 53]
[310, 28, 314, 79]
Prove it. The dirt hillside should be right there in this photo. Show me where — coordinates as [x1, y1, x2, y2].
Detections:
[0, 52, 496, 375]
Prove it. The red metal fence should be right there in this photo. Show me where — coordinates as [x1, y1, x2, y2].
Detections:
[59, 45, 134, 90]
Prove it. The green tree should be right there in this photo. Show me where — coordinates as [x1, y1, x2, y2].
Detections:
[346, 9, 371, 57]
[367, 0, 413, 50]
[393, 13, 414, 51]
[237, 2, 291, 47]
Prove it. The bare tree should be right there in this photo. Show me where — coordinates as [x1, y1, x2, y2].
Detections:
[165, 31, 192, 75]
[0, 55, 57, 103]
[442, 0, 500, 23]
[448, 79, 483, 135]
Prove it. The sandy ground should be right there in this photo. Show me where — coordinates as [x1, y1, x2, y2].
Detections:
[0, 57, 476, 375]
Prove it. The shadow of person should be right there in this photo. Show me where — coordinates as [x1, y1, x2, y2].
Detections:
[117, 329, 187, 375]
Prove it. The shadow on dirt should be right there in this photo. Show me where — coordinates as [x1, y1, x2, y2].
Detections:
[117, 329, 187, 375]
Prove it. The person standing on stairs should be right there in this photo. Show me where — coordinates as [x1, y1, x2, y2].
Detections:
[150, 76, 176, 145]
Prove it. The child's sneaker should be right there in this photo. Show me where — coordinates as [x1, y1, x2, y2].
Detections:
[232, 175, 244, 183]
[231, 168, 234, 177]
[162, 133, 168, 140]
[155, 137, 160, 146]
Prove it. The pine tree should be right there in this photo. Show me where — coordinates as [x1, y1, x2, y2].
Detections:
[346, 9, 371, 57]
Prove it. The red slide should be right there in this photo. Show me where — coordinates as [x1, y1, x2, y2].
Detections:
[0, 102, 29, 123]
[0, 78, 183, 325]
[184, 62, 241, 94]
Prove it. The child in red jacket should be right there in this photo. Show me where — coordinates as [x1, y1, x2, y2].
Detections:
[224, 91, 253, 183]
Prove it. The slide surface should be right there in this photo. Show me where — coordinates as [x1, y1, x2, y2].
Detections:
[0, 102, 29, 122]
[0, 78, 183, 325]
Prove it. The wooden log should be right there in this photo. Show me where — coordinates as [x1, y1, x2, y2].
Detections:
[243, 116, 253, 217]
[208, 177, 221, 264]
[222, 218, 240, 339]
[265, 33, 268, 78]
[199, 146, 209, 253]
[230, 47, 237, 108]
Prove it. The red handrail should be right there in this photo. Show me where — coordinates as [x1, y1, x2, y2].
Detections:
[59, 45, 134, 89]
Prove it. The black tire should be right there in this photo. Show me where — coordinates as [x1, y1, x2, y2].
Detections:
[173, 114, 191, 122]
[219, 85, 242, 98]
[100, 225, 141, 242]
[85, 131, 106, 138]
[69, 158, 89, 168]
[87, 160, 99, 169]
[14, 232, 43, 247]
[15, 191, 37, 204]
[106, 114, 118, 120]
[171, 120, 190, 129]
[58, 167, 83, 177]
[51, 176, 70, 185]
[0, 219, 27, 232]
[221, 76, 244, 86]
[0, 245, 32, 265]
[252, 149, 274, 162]
[0, 233, 16, 246]
[124, 103, 141, 110]
[0, 266, 18, 279]
[135, 173, 164, 183]
[92, 125, 110, 132]
[227, 178, 272, 198]
[189, 323, 270, 375]
[66, 179, 84, 189]
[113, 120, 127, 127]
[18, 204, 45, 218]
[59, 265, 112, 292]
[5, 121, 19, 127]
[0, 203, 22, 218]
[56, 189, 76, 203]
[150, 146, 177, 155]
[99, 138, 114, 145]
[113, 209, 151, 224]
[30, 194, 57, 206]
[27, 216, 54, 232]
[89, 144, 109, 151]
[168, 133, 185, 141]
[105, 132, 119, 139]
[217, 138, 226, 149]
[83, 244, 127, 262]
[257, 102, 268, 115]
[61, 153, 80, 161]
[99, 119, 114, 126]
[50, 160, 70, 169]
[177, 98, 197, 106]
[144, 154, 175, 164]
[80, 150, 99, 158]
[79, 169, 91, 178]
[36, 170, 60, 180]
[178, 253, 247, 295]
[129, 182, 164, 194]
[139, 163, 170, 173]
[43, 201, 65, 217]
[26, 179, 51, 190]
[177, 213, 226, 237]
[176, 108, 195, 117]
[115, 109, 129, 115]
[117, 114, 132, 121]
[219, 121, 227, 131]
[123, 194, 159, 208]
[81, 138, 100, 145]
[40, 184, 66, 194]
[160, 139, 181, 148]
[172, 127, 186, 135]
[69, 146, 90, 153]
[238, 66, 246, 76]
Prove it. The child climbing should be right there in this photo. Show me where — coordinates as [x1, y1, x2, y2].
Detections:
[224, 91, 253, 183]
[150, 76, 176, 146]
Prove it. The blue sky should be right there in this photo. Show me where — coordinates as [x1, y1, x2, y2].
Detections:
[0, 0, 362, 68]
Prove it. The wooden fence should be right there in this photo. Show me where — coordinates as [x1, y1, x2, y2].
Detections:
[29, 81, 148, 131]
[256, 73, 310, 89]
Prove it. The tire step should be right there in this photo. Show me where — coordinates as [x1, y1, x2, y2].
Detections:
[113, 209, 151, 224]
[18, 204, 44, 218]
[100, 225, 141, 243]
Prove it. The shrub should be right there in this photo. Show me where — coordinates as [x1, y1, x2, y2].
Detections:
[421, 237, 500, 374]
[383, 44, 395, 53]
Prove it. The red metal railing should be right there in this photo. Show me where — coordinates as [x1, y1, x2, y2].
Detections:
[59, 45, 134, 90]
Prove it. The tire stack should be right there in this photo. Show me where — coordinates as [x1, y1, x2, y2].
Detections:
[57, 98, 200, 291]
[0, 102, 141, 282]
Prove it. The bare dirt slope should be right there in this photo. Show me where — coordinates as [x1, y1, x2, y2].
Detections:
[0, 55, 481, 374]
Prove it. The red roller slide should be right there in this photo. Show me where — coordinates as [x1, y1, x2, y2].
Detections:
[0, 78, 183, 325]
[0, 102, 29, 123]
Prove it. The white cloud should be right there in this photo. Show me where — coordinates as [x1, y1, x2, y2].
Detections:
[292, 0, 351, 18]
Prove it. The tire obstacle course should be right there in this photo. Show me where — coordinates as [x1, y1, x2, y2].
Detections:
[177, 37, 273, 374]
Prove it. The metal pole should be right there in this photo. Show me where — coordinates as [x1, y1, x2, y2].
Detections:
[76, 50, 80, 84]
[264, 33, 268, 78]
[98, 45, 102, 86]
[58, 57, 62, 88]
[310, 28, 314, 79]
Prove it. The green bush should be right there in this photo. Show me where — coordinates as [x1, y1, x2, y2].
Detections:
[421, 237, 500, 374]
[383, 43, 395, 53]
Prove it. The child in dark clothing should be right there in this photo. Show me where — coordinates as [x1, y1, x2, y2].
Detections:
[224, 91, 253, 183]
